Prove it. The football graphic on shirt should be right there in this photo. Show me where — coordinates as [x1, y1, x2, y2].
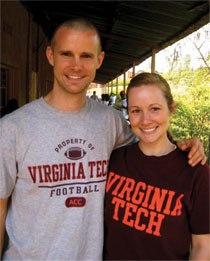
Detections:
[64, 147, 86, 160]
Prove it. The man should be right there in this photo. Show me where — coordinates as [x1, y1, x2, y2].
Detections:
[109, 92, 116, 106]
[120, 90, 128, 120]
[0, 18, 206, 260]
[90, 90, 99, 101]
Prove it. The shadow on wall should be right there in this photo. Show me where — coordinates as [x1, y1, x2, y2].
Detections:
[0, 98, 19, 118]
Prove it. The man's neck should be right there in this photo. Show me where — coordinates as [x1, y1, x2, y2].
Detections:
[44, 90, 87, 111]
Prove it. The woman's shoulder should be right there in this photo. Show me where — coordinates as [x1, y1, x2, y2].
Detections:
[175, 148, 210, 180]
[111, 142, 137, 158]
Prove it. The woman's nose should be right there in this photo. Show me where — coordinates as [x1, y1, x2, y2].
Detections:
[141, 112, 152, 124]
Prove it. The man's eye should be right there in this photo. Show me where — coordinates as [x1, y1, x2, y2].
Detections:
[82, 54, 92, 59]
[62, 52, 70, 56]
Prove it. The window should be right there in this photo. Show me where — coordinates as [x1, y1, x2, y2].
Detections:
[0, 67, 8, 109]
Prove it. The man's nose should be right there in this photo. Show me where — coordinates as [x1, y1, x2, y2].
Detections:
[70, 57, 82, 70]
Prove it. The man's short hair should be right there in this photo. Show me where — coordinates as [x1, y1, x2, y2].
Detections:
[50, 17, 102, 53]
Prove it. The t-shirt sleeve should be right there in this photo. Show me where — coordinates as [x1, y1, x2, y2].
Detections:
[113, 111, 135, 149]
[189, 163, 210, 234]
[0, 118, 18, 198]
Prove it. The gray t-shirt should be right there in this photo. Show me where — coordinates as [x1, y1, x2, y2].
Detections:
[0, 97, 134, 260]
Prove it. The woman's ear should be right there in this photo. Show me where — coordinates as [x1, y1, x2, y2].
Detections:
[170, 101, 176, 116]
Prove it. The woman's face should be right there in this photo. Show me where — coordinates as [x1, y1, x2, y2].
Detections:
[128, 84, 172, 146]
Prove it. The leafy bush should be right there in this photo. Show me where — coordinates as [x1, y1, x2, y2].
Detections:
[163, 68, 210, 163]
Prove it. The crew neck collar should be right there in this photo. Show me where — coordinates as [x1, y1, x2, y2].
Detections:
[39, 96, 90, 116]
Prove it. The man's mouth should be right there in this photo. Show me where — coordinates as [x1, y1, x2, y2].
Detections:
[65, 75, 84, 80]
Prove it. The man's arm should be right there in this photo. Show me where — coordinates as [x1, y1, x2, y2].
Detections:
[177, 138, 207, 167]
[0, 198, 8, 258]
[190, 234, 210, 260]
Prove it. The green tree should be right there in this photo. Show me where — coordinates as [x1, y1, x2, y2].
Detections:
[163, 68, 210, 163]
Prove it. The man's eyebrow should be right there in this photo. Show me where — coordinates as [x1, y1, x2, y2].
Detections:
[59, 50, 72, 54]
[81, 52, 95, 57]
[58, 50, 95, 57]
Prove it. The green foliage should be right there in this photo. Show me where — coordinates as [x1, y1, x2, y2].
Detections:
[163, 68, 210, 162]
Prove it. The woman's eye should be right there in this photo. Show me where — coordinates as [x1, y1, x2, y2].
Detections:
[151, 107, 160, 112]
[131, 109, 140, 114]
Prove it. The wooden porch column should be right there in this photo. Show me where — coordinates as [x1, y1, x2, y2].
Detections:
[151, 48, 156, 72]
[123, 72, 126, 91]
[132, 61, 136, 77]
[116, 77, 118, 95]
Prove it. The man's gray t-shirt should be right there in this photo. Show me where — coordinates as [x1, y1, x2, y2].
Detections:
[0, 97, 134, 260]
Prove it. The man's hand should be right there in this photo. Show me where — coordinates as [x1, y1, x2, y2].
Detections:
[177, 138, 207, 167]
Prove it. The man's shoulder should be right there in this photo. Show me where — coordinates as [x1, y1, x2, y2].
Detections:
[90, 98, 120, 114]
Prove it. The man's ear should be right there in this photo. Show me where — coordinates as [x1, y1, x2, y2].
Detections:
[46, 46, 54, 66]
[96, 51, 105, 69]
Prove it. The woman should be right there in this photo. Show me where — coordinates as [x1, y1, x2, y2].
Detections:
[104, 72, 209, 260]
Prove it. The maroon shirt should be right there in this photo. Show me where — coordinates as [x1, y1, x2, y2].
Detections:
[104, 142, 210, 260]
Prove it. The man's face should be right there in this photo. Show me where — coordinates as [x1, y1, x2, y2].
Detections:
[46, 27, 104, 96]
